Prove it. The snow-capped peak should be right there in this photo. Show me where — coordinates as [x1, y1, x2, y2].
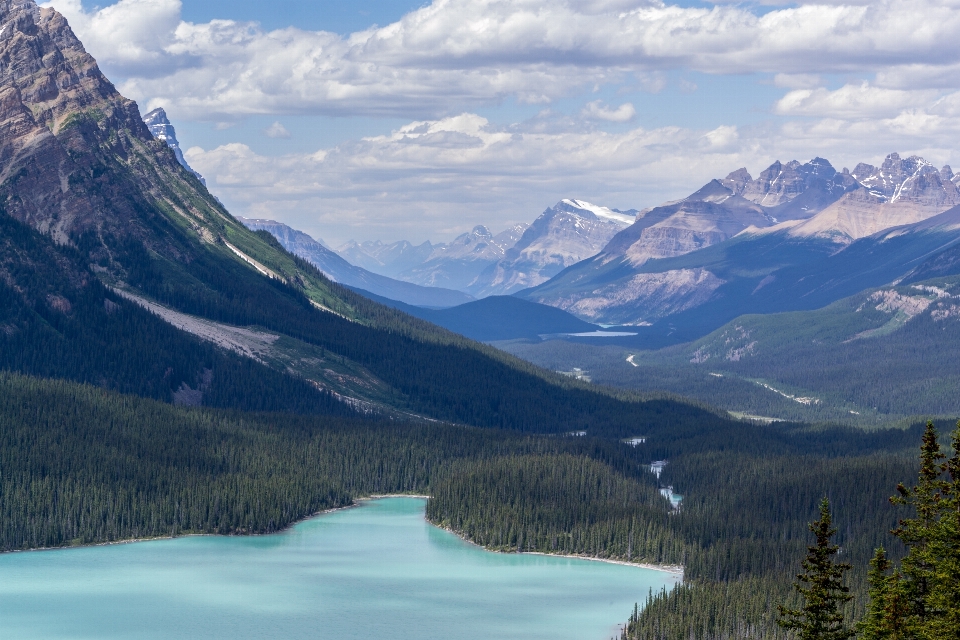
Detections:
[561, 199, 635, 226]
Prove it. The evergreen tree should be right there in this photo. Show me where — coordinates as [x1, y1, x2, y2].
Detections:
[857, 547, 908, 640]
[778, 497, 854, 640]
[862, 421, 960, 640]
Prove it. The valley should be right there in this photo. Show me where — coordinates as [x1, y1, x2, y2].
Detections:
[0, 0, 958, 638]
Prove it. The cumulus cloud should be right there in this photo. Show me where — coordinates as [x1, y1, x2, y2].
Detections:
[36, 0, 960, 244]
[774, 83, 940, 119]
[263, 121, 291, 138]
[582, 101, 636, 122]
[41, 0, 960, 119]
[183, 108, 960, 246]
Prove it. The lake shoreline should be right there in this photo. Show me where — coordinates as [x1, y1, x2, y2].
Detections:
[2, 494, 685, 582]
[431, 521, 685, 580]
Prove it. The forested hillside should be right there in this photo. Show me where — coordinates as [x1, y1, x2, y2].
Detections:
[499, 275, 960, 425]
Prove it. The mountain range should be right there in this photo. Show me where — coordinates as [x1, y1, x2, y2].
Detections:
[520, 154, 960, 338]
[337, 199, 635, 297]
[338, 224, 527, 291]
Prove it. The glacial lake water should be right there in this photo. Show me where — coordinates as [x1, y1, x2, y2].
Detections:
[0, 497, 679, 640]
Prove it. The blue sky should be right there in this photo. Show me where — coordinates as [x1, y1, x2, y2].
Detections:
[41, 0, 960, 246]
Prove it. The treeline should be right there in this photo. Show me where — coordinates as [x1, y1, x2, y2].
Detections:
[504, 280, 960, 424]
[119, 225, 734, 437]
[420, 410, 929, 639]
[427, 454, 682, 562]
[0, 369, 944, 638]
[0, 371, 666, 551]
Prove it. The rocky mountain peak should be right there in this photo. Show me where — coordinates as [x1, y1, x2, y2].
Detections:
[849, 153, 960, 207]
[556, 199, 636, 226]
[143, 107, 206, 186]
[738, 157, 849, 208]
[0, 0, 229, 277]
[720, 168, 752, 195]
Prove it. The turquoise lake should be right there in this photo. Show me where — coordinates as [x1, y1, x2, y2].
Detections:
[0, 497, 679, 639]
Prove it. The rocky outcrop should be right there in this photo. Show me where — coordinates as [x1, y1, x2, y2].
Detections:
[0, 0, 214, 265]
[539, 268, 725, 325]
[524, 153, 960, 326]
[785, 154, 960, 243]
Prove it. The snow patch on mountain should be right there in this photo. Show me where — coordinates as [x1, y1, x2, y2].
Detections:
[467, 199, 638, 296]
[561, 199, 635, 226]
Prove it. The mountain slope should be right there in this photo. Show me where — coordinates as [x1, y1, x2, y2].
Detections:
[501, 274, 960, 424]
[0, 0, 734, 437]
[142, 107, 205, 186]
[338, 224, 528, 291]
[241, 218, 473, 308]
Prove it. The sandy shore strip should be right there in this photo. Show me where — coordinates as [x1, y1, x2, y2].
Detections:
[430, 521, 684, 580]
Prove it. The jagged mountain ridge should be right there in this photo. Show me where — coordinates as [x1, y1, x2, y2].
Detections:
[340, 199, 636, 298]
[522, 153, 960, 329]
[338, 224, 528, 291]
[241, 217, 473, 308]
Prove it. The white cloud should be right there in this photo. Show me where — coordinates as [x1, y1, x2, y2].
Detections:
[41, 0, 960, 119]
[582, 101, 636, 122]
[775, 83, 940, 119]
[183, 108, 960, 246]
[36, 0, 960, 244]
[264, 121, 291, 138]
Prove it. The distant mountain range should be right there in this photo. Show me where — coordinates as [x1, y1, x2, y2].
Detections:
[239, 218, 473, 308]
[2, 0, 703, 435]
[521, 154, 960, 338]
[338, 224, 528, 291]
[337, 199, 635, 297]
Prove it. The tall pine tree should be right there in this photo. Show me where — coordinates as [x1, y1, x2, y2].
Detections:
[778, 497, 854, 640]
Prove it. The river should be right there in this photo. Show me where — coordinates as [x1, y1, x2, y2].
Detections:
[0, 497, 678, 639]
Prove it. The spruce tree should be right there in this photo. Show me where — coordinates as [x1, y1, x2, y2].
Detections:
[857, 547, 908, 640]
[777, 497, 854, 640]
[866, 420, 960, 639]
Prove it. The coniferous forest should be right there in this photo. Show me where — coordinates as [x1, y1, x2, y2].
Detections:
[3, 366, 957, 637]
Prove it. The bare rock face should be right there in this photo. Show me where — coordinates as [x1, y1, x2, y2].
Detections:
[787, 154, 960, 243]
[526, 153, 960, 326]
[0, 0, 211, 267]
